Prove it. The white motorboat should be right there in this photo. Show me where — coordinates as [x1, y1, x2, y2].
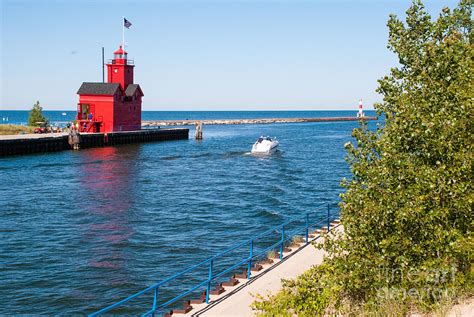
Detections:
[251, 136, 279, 154]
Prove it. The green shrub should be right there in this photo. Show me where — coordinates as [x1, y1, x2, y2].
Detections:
[267, 249, 278, 260]
[253, 0, 473, 314]
[290, 235, 304, 247]
[252, 263, 334, 316]
[28, 101, 48, 127]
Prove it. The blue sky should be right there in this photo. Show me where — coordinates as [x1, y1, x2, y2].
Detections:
[0, 0, 459, 110]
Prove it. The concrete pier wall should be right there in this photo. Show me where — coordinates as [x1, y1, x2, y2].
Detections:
[0, 134, 70, 156]
[0, 128, 189, 157]
[106, 129, 189, 145]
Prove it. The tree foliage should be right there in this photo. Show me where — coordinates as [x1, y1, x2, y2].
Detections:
[28, 100, 48, 127]
[253, 0, 473, 314]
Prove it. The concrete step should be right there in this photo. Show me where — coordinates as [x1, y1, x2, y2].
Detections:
[222, 278, 239, 287]
[190, 291, 207, 304]
[258, 258, 274, 265]
[164, 300, 193, 316]
[209, 283, 225, 295]
[250, 263, 263, 272]
[234, 270, 248, 279]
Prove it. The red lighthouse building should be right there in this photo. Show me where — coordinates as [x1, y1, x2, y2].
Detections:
[76, 46, 144, 133]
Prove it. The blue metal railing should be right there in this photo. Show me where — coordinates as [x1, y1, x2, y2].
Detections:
[89, 202, 340, 316]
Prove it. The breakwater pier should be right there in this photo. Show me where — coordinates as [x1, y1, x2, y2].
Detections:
[0, 128, 189, 157]
[142, 116, 377, 127]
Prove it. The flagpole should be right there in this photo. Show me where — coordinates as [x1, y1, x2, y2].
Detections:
[122, 16, 125, 49]
[102, 47, 105, 82]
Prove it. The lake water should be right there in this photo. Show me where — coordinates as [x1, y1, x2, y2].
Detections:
[0, 110, 378, 314]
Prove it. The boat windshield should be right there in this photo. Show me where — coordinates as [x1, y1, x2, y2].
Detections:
[256, 136, 274, 143]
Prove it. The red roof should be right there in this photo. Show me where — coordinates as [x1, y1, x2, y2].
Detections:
[113, 46, 127, 55]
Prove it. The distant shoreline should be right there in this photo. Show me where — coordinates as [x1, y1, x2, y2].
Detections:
[0, 109, 376, 112]
[1, 110, 379, 127]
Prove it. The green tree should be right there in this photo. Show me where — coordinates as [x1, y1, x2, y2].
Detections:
[28, 100, 48, 127]
[253, 0, 472, 314]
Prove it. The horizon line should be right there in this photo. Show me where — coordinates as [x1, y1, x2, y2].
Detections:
[0, 108, 375, 112]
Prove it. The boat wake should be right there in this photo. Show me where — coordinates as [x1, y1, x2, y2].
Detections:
[256, 209, 282, 219]
[249, 149, 283, 158]
[221, 151, 249, 159]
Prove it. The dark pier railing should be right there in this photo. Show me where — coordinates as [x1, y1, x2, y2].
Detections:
[89, 202, 340, 316]
[107, 59, 134, 65]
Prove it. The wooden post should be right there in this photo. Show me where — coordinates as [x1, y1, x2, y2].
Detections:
[195, 122, 203, 140]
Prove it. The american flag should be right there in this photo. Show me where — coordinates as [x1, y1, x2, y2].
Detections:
[124, 18, 132, 29]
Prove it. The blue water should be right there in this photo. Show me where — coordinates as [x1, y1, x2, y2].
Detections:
[0, 111, 378, 315]
[0, 110, 368, 126]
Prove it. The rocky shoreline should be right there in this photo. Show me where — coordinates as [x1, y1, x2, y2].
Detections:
[142, 116, 377, 127]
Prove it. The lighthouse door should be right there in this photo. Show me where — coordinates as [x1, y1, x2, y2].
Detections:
[81, 104, 90, 120]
